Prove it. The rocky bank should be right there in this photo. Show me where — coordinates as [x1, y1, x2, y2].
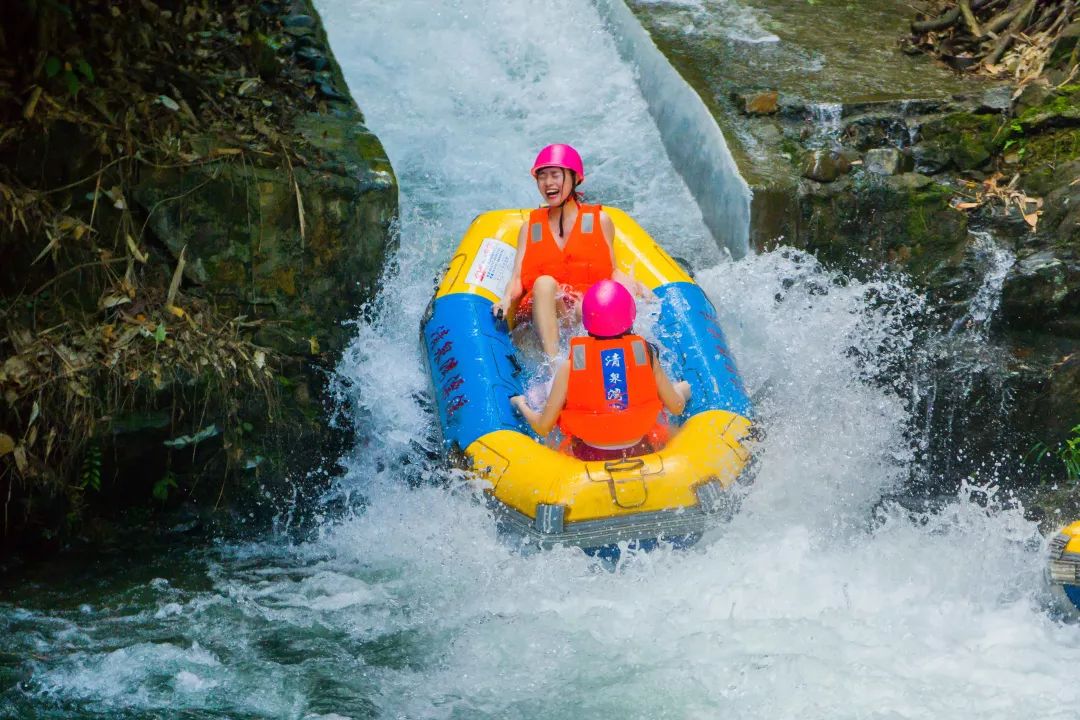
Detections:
[627, 0, 1078, 517]
[0, 0, 396, 559]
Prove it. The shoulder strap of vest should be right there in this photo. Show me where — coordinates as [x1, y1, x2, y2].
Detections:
[628, 336, 649, 367]
[528, 207, 547, 244]
[569, 337, 588, 371]
[579, 207, 595, 235]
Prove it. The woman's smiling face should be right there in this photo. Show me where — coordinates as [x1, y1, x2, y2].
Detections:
[535, 166, 571, 206]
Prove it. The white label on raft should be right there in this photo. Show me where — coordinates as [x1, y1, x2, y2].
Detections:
[465, 238, 516, 298]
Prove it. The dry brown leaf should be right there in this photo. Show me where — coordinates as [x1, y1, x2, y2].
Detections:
[166, 246, 186, 308]
[32, 230, 60, 265]
[0, 433, 14, 457]
[238, 78, 261, 96]
[293, 178, 306, 242]
[100, 293, 132, 310]
[13, 445, 28, 473]
[2, 356, 31, 385]
[126, 234, 149, 263]
[44, 428, 56, 462]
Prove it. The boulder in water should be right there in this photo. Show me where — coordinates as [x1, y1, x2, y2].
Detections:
[735, 90, 779, 116]
[801, 149, 851, 183]
[864, 147, 913, 176]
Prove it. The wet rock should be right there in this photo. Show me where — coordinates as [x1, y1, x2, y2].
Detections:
[1017, 87, 1080, 133]
[295, 46, 328, 71]
[133, 115, 396, 358]
[910, 141, 951, 174]
[843, 114, 913, 152]
[864, 147, 913, 176]
[283, 13, 316, 28]
[316, 81, 347, 100]
[284, 24, 315, 38]
[974, 85, 1014, 114]
[886, 172, 935, 191]
[915, 112, 1001, 172]
[1001, 249, 1080, 336]
[1045, 179, 1080, 245]
[1050, 22, 1080, 67]
[1015, 83, 1055, 116]
[801, 149, 851, 183]
[1046, 354, 1080, 436]
[735, 90, 779, 115]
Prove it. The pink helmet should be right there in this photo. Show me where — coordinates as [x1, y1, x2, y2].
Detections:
[582, 280, 636, 337]
[531, 144, 585, 184]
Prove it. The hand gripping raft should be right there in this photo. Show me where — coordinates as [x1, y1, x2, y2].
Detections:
[420, 208, 754, 551]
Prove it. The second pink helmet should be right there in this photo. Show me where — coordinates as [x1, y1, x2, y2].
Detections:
[582, 280, 636, 337]
[531, 144, 585, 184]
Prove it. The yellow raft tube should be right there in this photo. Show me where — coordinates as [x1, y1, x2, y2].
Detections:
[420, 208, 754, 549]
[1048, 520, 1080, 615]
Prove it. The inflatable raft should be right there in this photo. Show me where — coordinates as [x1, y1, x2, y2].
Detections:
[1048, 521, 1080, 615]
[421, 208, 754, 550]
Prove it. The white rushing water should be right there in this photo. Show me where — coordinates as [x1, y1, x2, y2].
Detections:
[4, 1, 1080, 718]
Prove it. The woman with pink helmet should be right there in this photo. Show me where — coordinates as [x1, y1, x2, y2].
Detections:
[491, 144, 644, 359]
[511, 280, 691, 461]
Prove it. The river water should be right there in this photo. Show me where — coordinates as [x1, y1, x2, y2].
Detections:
[3, 1, 1079, 718]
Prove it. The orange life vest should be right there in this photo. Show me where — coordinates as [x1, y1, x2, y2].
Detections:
[519, 203, 613, 293]
[558, 334, 663, 446]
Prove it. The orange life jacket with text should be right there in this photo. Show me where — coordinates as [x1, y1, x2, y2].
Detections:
[558, 334, 663, 446]
[519, 203, 614, 294]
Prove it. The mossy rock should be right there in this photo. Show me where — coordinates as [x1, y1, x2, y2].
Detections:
[1017, 132, 1080, 197]
[1017, 87, 1080, 133]
[793, 173, 968, 292]
[916, 112, 1003, 171]
[1049, 22, 1080, 69]
[133, 123, 396, 359]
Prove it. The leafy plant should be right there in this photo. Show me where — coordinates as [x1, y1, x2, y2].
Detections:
[79, 442, 102, 492]
[44, 55, 93, 96]
[1032, 424, 1080, 484]
[152, 472, 178, 502]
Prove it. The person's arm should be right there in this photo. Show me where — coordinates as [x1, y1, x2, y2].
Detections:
[651, 347, 691, 415]
[510, 361, 570, 436]
[600, 210, 652, 298]
[492, 223, 528, 317]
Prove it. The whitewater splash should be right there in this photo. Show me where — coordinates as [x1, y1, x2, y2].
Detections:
[3, 1, 1080, 718]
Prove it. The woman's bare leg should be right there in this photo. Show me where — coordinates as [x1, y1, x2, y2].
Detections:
[530, 275, 560, 359]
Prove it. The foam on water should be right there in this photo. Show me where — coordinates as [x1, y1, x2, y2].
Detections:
[3, 1, 1080, 718]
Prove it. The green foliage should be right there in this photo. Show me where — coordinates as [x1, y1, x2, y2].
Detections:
[1032, 424, 1080, 484]
[152, 472, 178, 502]
[1001, 119, 1025, 152]
[79, 442, 102, 492]
[43, 55, 93, 96]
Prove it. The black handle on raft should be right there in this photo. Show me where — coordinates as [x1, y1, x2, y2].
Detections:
[506, 353, 523, 377]
[494, 306, 511, 333]
[604, 458, 646, 473]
